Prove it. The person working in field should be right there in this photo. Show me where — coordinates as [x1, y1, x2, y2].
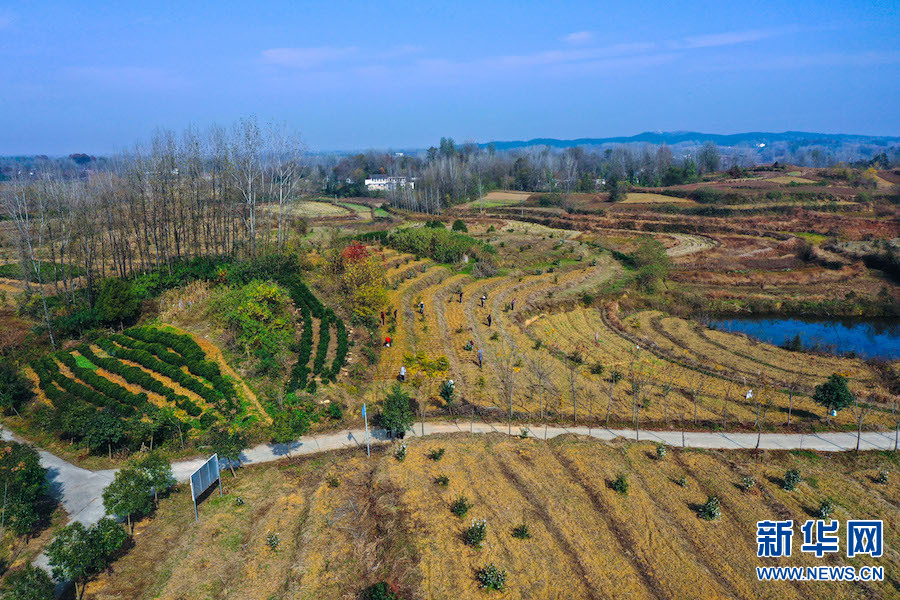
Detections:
[487, 314, 492, 327]
[477, 348, 483, 368]
[380, 311, 385, 326]
[399, 365, 406, 382]
[419, 301, 425, 315]
[458, 290, 463, 303]
[480, 294, 486, 307]
[384, 336, 392, 347]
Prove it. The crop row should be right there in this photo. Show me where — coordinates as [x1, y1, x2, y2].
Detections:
[75, 344, 199, 410]
[275, 273, 347, 389]
[95, 337, 226, 410]
[287, 301, 314, 393]
[33, 355, 139, 418]
[313, 311, 332, 377]
[123, 326, 238, 402]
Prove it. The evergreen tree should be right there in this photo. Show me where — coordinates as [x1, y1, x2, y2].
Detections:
[0, 565, 55, 600]
[381, 384, 414, 438]
[47, 518, 127, 600]
[812, 373, 854, 421]
[102, 467, 153, 532]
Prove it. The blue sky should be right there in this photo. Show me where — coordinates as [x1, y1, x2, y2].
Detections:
[1, 0, 898, 154]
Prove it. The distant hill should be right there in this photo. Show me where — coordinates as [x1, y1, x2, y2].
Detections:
[482, 131, 900, 151]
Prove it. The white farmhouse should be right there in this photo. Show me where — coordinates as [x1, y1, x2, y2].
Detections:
[364, 174, 416, 191]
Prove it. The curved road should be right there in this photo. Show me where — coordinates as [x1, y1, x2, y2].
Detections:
[5, 421, 898, 533]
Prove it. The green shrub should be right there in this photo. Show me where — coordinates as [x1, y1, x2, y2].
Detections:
[876, 469, 889, 485]
[699, 496, 721, 520]
[783, 469, 802, 491]
[611, 473, 629, 495]
[265, 530, 280, 550]
[362, 582, 403, 600]
[676, 476, 688, 487]
[0, 359, 35, 414]
[428, 447, 445, 461]
[364, 226, 493, 264]
[656, 444, 668, 459]
[817, 499, 835, 519]
[435, 474, 449, 486]
[465, 518, 487, 549]
[739, 475, 756, 492]
[327, 402, 343, 420]
[221, 280, 294, 366]
[394, 442, 408, 462]
[476, 563, 507, 591]
[511, 523, 531, 539]
[451, 219, 468, 232]
[451, 496, 472, 517]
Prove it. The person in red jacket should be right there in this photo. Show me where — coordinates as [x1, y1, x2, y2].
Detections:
[384, 336, 392, 347]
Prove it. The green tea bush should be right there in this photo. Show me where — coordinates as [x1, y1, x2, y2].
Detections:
[476, 563, 507, 591]
[699, 496, 721, 520]
[817, 499, 835, 519]
[783, 469, 802, 491]
[511, 524, 531, 539]
[465, 518, 487, 549]
[451, 496, 472, 517]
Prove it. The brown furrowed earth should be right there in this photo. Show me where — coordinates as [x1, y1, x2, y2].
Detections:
[85, 434, 900, 600]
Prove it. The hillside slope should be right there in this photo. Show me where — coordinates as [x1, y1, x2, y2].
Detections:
[86, 434, 899, 600]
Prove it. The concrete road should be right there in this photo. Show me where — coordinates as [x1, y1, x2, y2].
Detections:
[4, 421, 897, 576]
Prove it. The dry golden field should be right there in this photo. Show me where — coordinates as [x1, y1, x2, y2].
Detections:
[85, 434, 900, 600]
[621, 192, 694, 204]
[369, 243, 893, 430]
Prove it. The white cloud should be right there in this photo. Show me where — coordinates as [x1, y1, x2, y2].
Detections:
[681, 27, 796, 49]
[261, 46, 358, 68]
[562, 31, 594, 45]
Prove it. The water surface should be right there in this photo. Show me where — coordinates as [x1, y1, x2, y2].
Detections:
[704, 315, 899, 360]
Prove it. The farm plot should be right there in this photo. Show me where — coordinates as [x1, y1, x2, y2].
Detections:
[621, 310, 879, 391]
[467, 190, 532, 208]
[337, 202, 374, 220]
[445, 263, 622, 419]
[86, 435, 900, 600]
[30, 326, 249, 452]
[530, 307, 888, 429]
[262, 200, 352, 218]
[621, 192, 694, 204]
[375, 262, 444, 381]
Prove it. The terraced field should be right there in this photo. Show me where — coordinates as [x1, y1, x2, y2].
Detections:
[29, 326, 255, 450]
[622, 192, 694, 204]
[621, 310, 876, 388]
[369, 238, 890, 430]
[87, 434, 900, 600]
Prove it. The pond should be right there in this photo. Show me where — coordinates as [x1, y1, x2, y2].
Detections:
[703, 315, 900, 360]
